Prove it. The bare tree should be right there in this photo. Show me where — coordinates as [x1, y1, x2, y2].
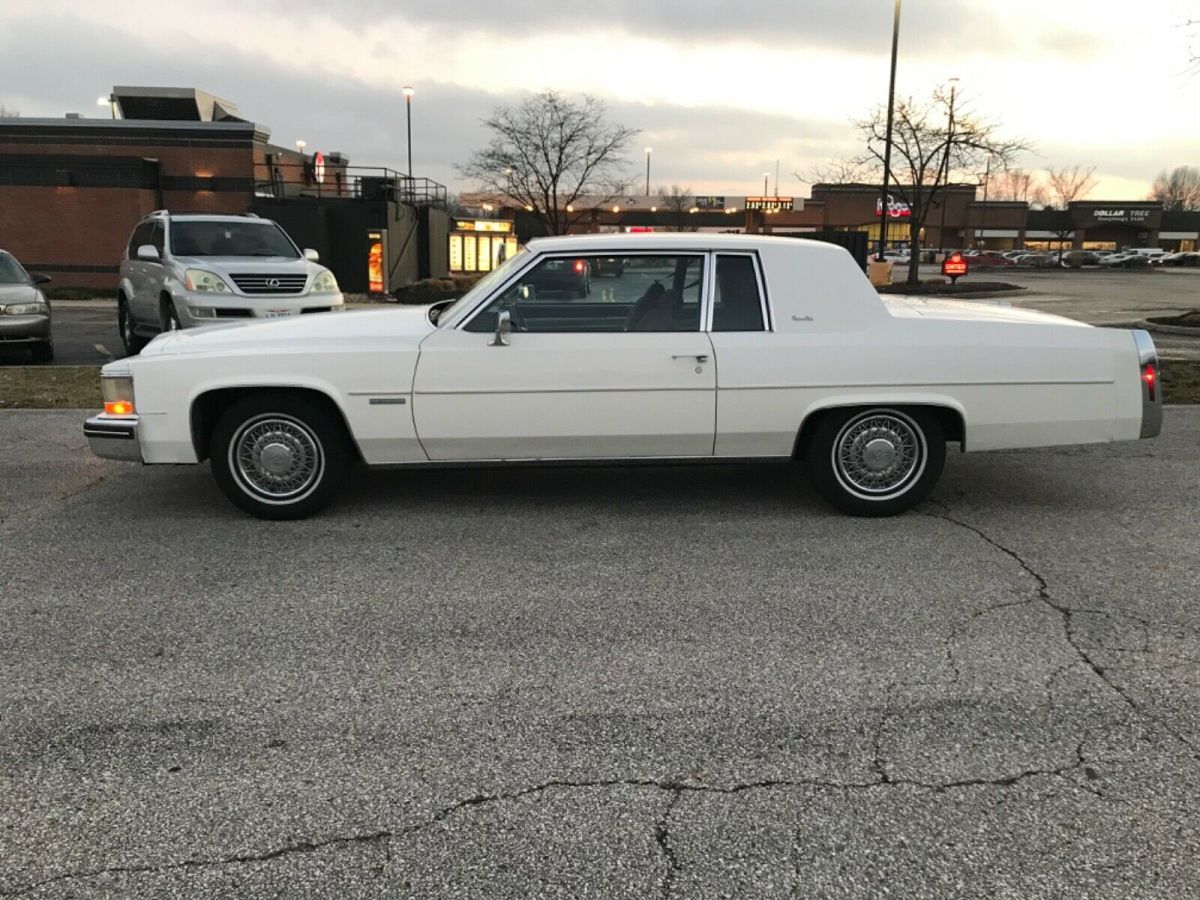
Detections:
[1149, 165, 1200, 210]
[459, 91, 637, 236]
[1039, 166, 1097, 260]
[0, 104, 18, 118]
[657, 184, 695, 232]
[854, 85, 1028, 285]
[991, 167, 1047, 206]
[1044, 165, 1097, 208]
[795, 157, 877, 186]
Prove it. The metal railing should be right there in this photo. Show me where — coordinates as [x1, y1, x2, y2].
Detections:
[253, 162, 447, 208]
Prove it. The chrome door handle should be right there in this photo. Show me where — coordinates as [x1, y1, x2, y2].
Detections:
[672, 354, 708, 363]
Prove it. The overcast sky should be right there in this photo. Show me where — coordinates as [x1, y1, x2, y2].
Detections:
[1, 0, 1197, 199]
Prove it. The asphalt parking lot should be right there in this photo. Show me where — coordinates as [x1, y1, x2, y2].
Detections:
[2, 410, 1198, 897]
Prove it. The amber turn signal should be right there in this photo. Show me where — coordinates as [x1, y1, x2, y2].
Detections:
[104, 400, 135, 416]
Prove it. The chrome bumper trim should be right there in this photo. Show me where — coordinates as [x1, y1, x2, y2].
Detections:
[84, 414, 143, 462]
[1132, 330, 1162, 439]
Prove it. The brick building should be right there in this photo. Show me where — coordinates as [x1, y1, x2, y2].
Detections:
[0, 86, 448, 291]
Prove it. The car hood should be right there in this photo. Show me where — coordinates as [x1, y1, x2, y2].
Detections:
[171, 255, 327, 280]
[0, 283, 39, 303]
[139, 305, 438, 357]
[881, 296, 1089, 328]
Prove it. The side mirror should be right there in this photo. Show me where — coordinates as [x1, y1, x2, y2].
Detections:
[29, 272, 51, 285]
[490, 309, 511, 347]
[136, 244, 159, 262]
[303, 248, 320, 262]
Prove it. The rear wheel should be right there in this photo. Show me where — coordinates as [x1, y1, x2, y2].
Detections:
[805, 407, 945, 517]
[210, 394, 351, 520]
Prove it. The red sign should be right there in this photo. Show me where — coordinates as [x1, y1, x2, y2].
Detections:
[313, 151, 325, 183]
[942, 252, 969, 279]
[875, 196, 911, 218]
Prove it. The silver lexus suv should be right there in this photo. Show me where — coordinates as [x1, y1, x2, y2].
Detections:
[117, 211, 344, 354]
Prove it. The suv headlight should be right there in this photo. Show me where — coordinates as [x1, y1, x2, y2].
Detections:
[184, 269, 231, 293]
[312, 270, 339, 294]
[4, 301, 49, 315]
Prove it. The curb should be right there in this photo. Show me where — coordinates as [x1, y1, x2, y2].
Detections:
[1137, 320, 1200, 337]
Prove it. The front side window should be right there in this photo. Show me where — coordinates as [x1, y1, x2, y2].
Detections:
[169, 221, 300, 258]
[0, 252, 29, 284]
[128, 222, 153, 257]
[465, 254, 705, 334]
[712, 255, 766, 332]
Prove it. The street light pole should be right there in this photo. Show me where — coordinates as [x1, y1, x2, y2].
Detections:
[763, 172, 770, 196]
[979, 153, 992, 250]
[876, 0, 902, 262]
[645, 147, 652, 196]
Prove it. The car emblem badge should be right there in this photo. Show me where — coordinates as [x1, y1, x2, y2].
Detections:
[266, 278, 281, 288]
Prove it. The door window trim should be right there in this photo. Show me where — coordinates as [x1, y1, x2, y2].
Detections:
[455, 249, 713, 334]
[705, 251, 773, 333]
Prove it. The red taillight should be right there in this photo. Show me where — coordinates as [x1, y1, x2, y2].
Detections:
[573, 260, 585, 273]
[1142, 363, 1156, 402]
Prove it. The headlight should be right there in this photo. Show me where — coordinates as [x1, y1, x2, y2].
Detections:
[3, 301, 48, 315]
[312, 270, 339, 294]
[187, 306, 217, 319]
[101, 374, 135, 416]
[184, 269, 231, 293]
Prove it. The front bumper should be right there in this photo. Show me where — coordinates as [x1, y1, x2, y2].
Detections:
[0, 314, 51, 342]
[175, 292, 345, 326]
[84, 414, 143, 462]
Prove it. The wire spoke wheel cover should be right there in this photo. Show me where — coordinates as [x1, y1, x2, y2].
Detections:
[229, 414, 325, 504]
[832, 409, 927, 500]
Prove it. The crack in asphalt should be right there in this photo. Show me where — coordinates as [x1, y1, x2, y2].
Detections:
[1, 767, 1102, 897]
[924, 506, 1199, 759]
[654, 790, 682, 899]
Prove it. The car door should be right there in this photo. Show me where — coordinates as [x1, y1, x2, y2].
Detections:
[125, 222, 154, 325]
[412, 252, 716, 460]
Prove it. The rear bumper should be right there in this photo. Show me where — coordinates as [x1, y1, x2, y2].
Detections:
[84, 414, 143, 462]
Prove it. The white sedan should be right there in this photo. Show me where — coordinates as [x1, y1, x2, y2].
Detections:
[85, 234, 1162, 519]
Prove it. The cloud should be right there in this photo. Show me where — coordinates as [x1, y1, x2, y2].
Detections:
[249, 0, 1104, 60]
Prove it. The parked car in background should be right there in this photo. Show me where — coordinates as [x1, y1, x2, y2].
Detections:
[0, 249, 53, 363]
[1100, 252, 1151, 269]
[963, 251, 1015, 267]
[1016, 253, 1057, 268]
[524, 257, 592, 297]
[590, 256, 625, 277]
[1159, 251, 1200, 267]
[86, 233, 1162, 521]
[117, 211, 344, 355]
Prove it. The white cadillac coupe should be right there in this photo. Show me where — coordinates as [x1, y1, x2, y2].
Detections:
[85, 234, 1162, 519]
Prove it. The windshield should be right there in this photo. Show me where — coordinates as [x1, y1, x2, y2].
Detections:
[170, 221, 300, 258]
[437, 248, 530, 325]
[0, 253, 29, 284]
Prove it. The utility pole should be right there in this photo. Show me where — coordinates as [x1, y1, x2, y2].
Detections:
[876, 0, 901, 262]
[979, 153, 992, 250]
[402, 86, 414, 200]
[938, 77, 958, 256]
[645, 147, 652, 196]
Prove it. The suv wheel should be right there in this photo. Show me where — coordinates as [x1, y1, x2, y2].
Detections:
[210, 394, 351, 520]
[805, 407, 945, 517]
[162, 299, 181, 332]
[118, 297, 145, 355]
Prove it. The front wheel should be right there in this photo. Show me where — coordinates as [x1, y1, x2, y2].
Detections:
[805, 407, 945, 517]
[210, 395, 351, 520]
[118, 298, 145, 355]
